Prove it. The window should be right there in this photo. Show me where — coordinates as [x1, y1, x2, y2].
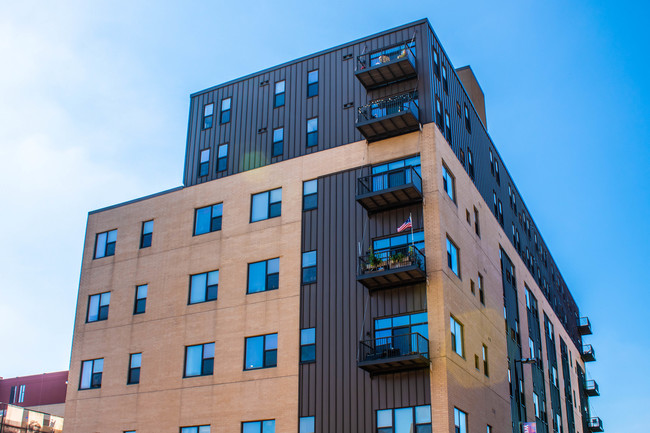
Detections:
[272, 128, 283, 157]
[302, 251, 317, 284]
[134, 284, 147, 314]
[80, 358, 103, 389]
[435, 96, 443, 131]
[307, 69, 318, 97]
[220, 97, 231, 124]
[467, 149, 474, 180]
[245, 333, 277, 370]
[300, 328, 316, 363]
[498, 200, 503, 226]
[442, 164, 455, 202]
[374, 312, 428, 354]
[464, 104, 471, 133]
[551, 365, 558, 387]
[12, 385, 25, 403]
[473, 207, 480, 237]
[94, 229, 117, 259]
[370, 155, 421, 192]
[87, 292, 110, 322]
[478, 273, 485, 305]
[242, 420, 275, 433]
[189, 270, 219, 304]
[194, 203, 223, 235]
[555, 414, 561, 433]
[494, 159, 500, 185]
[482, 344, 489, 376]
[487, 425, 492, 433]
[433, 48, 440, 78]
[181, 426, 210, 433]
[445, 110, 451, 142]
[454, 408, 467, 433]
[198, 149, 210, 177]
[470, 279, 475, 295]
[248, 258, 280, 293]
[140, 220, 153, 248]
[202, 103, 213, 129]
[299, 417, 314, 433]
[492, 191, 498, 215]
[442, 65, 448, 92]
[373, 230, 425, 255]
[127, 353, 141, 385]
[446, 237, 460, 277]
[184, 343, 214, 377]
[529, 337, 535, 359]
[251, 188, 282, 222]
[377, 405, 431, 433]
[307, 117, 318, 147]
[274, 80, 285, 108]
[456, 101, 461, 116]
[303, 179, 318, 211]
[450, 316, 464, 357]
[217, 143, 228, 172]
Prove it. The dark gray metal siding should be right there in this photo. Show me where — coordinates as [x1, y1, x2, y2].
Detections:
[545, 313, 564, 433]
[560, 339, 576, 433]
[526, 290, 549, 433]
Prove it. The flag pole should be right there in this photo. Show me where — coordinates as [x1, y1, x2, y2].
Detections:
[410, 212, 414, 248]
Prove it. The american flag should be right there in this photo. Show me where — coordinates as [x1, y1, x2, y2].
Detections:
[397, 216, 412, 232]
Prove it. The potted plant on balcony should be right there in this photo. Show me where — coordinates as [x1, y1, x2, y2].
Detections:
[390, 251, 407, 268]
[367, 248, 382, 271]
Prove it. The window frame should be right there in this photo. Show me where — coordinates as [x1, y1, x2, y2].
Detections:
[446, 236, 460, 277]
[127, 353, 142, 385]
[198, 148, 210, 177]
[450, 316, 464, 357]
[87, 292, 111, 323]
[183, 342, 215, 378]
[79, 358, 104, 390]
[300, 328, 316, 364]
[140, 220, 153, 249]
[247, 258, 280, 294]
[376, 405, 432, 433]
[307, 69, 319, 97]
[478, 273, 485, 306]
[442, 163, 456, 203]
[180, 425, 210, 433]
[272, 127, 284, 157]
[482, 344, 489, 377]
[274, 80, 285, 108]
[301, 250, 317, 284]
[134, 284, 147, 315]
[444, 110, 451, 142]
[454, 407, 468, 433]
[202, 103, 214, 130]
[464, 103, 471, 133]
[306, 117, 318, 147]
[217, 143, 228, 172]
[220, 97, 231, 124]
[244, 333, 278, 370]
[467, 149, 474, 180]
[189, 270, 219, 304]
[242, 420, 276, 433]
[299, 416, 315, 433]
[194, 203, 223, 236]
[94, 229, 117, 259]
[250, 188, 282, 222]
[303, 179, 318, 211]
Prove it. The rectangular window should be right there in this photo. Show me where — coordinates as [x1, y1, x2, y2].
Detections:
[442, 65, 448, 92]
[303, 179, 318, 211]
[533, 392, 540, 418]
[272, 128, 283, 157]
[442, 164, 455, 202]
[94, 229, 117, 259]
[127, 353, 141, 385]
[199, 148, 210, 177]
[242, 420, 275, 433]
[251, 188, 282, 222]
[220, 97, 231, 124]
[245, 333, 278, 370]
[202, 103, 213, 129]
[487, 425, 492, 433]
[87, 292, 110, 322]
[433, 48, 440, 78]
[140, 220, 153, 248]
[495, 159, 500, 185]
[467, 149, 474, 180]
[80, 358, 103, 389]
[450, 316, 464, 357]
[376, 405, 431, 433]
[307, 69, 318, 97]
[482, 344, 489, 376]
[464, 104, 471, 133]
[473, 207, 480, 237]
[247, 258, 280, 293]
[274, 80, 285, 108]
[445, 110, 451, 142]
[307, 117, 318, 147]
[194, 203, 223, 235]
[217, 143, 228, 172]
[498, 200, 503, 226]
[454, 408, 467, 433]
[478, 273, 485, 305]
[9, 385, 16, 403]
[299, 417, 315, 433]
[134, 284, 147, 314]
[446, 237, 460, 277]
[489, 149, 495, 175]
[184, 343, 214, 377]
[302, 251, 317, 284]
[435, 96, 443, 130]
[181, 426, 210, 433]
[189, 270, 219, 304]
[300, 328, 316, 363]
[18, 385, 25, 403]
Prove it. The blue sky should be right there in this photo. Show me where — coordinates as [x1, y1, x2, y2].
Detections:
[1, 1, 646, 430]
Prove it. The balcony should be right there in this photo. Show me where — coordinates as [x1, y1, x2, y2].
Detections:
[582, 344, 596, 362]
[578, 316, 593, 335]
[355, 43, 417, 90]
[585, 379, 600, 397]
[356, 166, 423, 213]
[356, 93, 420, 143]
[358, 245, 426, 291]
[358, 332, 430, 375]
[588, 417, 604, 432]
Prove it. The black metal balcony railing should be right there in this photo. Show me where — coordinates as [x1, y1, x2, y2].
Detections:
[355, 43, 417, 90]
[578, 316, 593, 335]
[358, 332, 430, 374]
[582, 344, 596, 362]
[585, 379, 600, 397]
[588, 417, 604, 432]
[357, 245, 426, 291]
[356, 166, 423, 212]
[356, 93, 420, 143]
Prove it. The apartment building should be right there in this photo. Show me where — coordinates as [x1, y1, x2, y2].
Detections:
[64, 18, 602, 433]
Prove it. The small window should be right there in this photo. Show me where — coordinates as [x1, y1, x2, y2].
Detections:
[194, 203, 223, 235]
[482, 344, 489, 376]
[244, 333, 277, 370]
[533, 392, 540, 418]
[87, 292, 110, 322]
[442, 65, 448, 93]
[467, 149, 474, 180]
[307, 70, 319, 97]
[251, 188, 282, 222]
[433, 48, 440, 78]
[307, 117, 318, 147]
[181, 426, 210, 433]
[18, 385, 25, 403]
[442, 164, 455, 202]
[303, 179, 318, 211]
[489, 149, 494, 175]
[127, 353, 141, 385]
[466, 209, 470, 224]
[220, 97, 231, 124]
[248, 258, 280, 293]
[300, 328, 316, 363]
[435, 96, 443, 130]
[302, 250, 317, 284]
[94, 229, 117, 259]
[202, 103, 213, 129]
[456, 101, 461, 116]
[487, 425, 492, 433]
[494, 159, 500, 185]
[80, 358, 103, 389]
[184, 343, 214, 377]
[470, 279, 475, 295]
[446, 237, 460, 277]
[450, 316, 464, 357]
[464, 103, 471, 133]
[140, 220, 153, 249]
[199, 149, 210, 177]
[274, 80, 285, 108]
[242, 420, 275, 433]
[478, 273, 485, 305]
[299, 417, 315, 433]
[498, 200, 503, 226]
[492, 191, 498, 215]
[134, 284, 147, 314]
[473, 207, 480, 237]
[445, 110, 451, 142]
[217, 144, 228, 172]
[454, 407, 467, 433]
[272, 128, 283, 157]
[189, 270, 219, 304]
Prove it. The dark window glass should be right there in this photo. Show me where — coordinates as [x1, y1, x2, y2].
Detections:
[467, 149, 474, 180]
[307, 70, 318, 97]
[199, 148, 210, 176]
[435, 96, 443, 131]
[274, 81, 285, 108]
[302, 251, 317, 284]
[272, 128, 283, 157]
[184, 343, 214, 377]
[307, 117, 318, 147]
[498, 200, 503, 226]
[442, 65, 448, 93]
[444, 111, 451, 143]
[442, 164, 455, 202]
[464, 104, 471, 133]
[202, 103, 213, 129]
[189, 270, 219, 304]
[245, 333, 278, 370]
[247, 258, 280, 293]
[94, 229, 117, 259]
[473, 207, 480, 238]
[300, 328, 316, 363]
[446, 237, 460, 277]
[433, 48, 440, 78]
[217, 144, 228, 172]
[127, 353, 141, 385]
[134, 284, 147, 314]
[495, 159, 501, 185]
[194, 203, 223, 235]
[140, 220, 153, 248]
[376, 405, 432, 433]
[87, 292, 110, 322]
[303, 179, 317, 211]
[79, 358, 103, 389]
[251, 188, 282, 222]
[220, 97, 231, 124]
